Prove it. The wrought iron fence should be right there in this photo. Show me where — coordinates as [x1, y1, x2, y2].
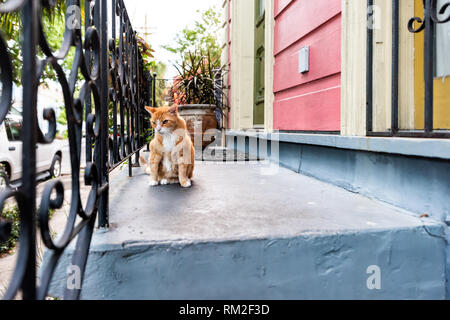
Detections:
[366, 0, 450, 138]
[0, 0, 153, 299]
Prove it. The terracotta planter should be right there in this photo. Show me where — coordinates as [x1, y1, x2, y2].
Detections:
[178, 104, 218, 150]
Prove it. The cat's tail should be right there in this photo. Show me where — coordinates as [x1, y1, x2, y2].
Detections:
[139, 155, 151, 175]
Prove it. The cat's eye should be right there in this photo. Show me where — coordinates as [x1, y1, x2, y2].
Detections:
[162, 120, 169, 124]
[152, 121, 156, 125]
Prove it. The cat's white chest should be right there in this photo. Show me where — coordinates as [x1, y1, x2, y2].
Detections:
[162, 134, 176, 173]
[162, 134, 176, 152]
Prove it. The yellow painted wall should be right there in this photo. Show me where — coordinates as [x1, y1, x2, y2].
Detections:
[414, 0, 450, 129]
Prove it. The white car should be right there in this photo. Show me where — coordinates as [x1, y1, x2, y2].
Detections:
[0, 111, 63, 189]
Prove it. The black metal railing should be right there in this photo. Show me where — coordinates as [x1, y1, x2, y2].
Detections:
[366, 0, 450, 138]
[0, 0, 153, 299]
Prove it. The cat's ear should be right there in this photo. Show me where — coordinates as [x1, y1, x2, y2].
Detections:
[145, 106, 157, 115]
[169, 104, 178, 115]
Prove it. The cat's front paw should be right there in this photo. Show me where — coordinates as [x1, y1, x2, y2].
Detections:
[160, 179, 169, 185]
[149, 180, 159, 187]
[180, 179, 192, 188]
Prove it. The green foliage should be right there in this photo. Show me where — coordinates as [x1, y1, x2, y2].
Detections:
[57, 106, 67, 126]
[141, 127, 154, 145]
[150, 61, 168, 106]
[39, 14, 82, 86]
[0, 0, 83, 86]
[1, 159, 58, 255]
[0, 1, 67, 40]
[0, 205, 19, 255]
[137, 35, 156, 73]
[163, 6, 222, 66]
[149, 60, 166, 76]
[57, 107, 68, 139]
[172, 49, 224, 105]
[0, 204, 56, 255]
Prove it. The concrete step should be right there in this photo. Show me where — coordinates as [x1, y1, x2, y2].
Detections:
[42, 162, 446, 299]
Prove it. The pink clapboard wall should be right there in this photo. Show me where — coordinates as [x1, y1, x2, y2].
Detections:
[273, 0, 341, 131]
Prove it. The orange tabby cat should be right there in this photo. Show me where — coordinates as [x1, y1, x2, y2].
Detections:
[140, 105, 195, 188]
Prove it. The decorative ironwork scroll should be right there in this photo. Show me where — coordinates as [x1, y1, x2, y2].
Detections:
[0, 0, 152, 300]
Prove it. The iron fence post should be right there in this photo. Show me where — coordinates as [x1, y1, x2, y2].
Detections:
[424, 0, 434, 133]
[366, 0, 373, 134]
[97, 0, 110, 229]
[153, 72, 157, 107]
[20, 0, 39, 300]
[391, 0, 399, 134]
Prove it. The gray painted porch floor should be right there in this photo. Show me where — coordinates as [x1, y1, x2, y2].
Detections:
[102, 161, 435, 246]
[43, 161, 447, 299]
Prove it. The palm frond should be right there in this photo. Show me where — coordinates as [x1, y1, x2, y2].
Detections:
[171, 48, 225, 105]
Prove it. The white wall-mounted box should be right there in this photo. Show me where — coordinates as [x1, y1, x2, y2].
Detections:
[298, 46, 310, 74]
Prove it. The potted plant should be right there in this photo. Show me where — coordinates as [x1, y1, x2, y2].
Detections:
[171, 49, 226, 150]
